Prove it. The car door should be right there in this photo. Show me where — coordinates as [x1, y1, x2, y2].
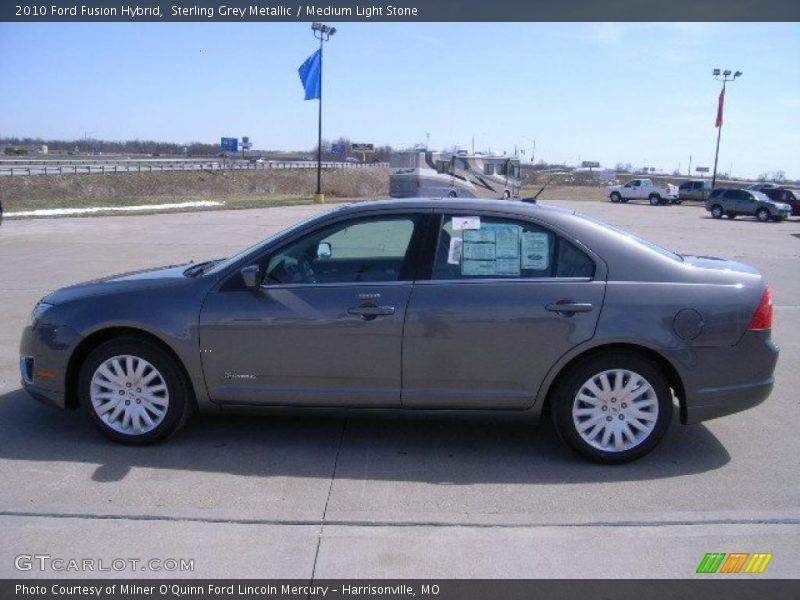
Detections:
[691, 182, 703, 201]
[402, 212, 606, 410]
[737, 191, 758, 215]
[624, 180, 639, 199]
[199, 211, 427, 407]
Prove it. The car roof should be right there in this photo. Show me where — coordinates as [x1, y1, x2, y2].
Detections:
[339, 197, 572, 217]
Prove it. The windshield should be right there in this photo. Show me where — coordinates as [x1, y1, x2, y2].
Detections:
[751, 191, 771, 202]
[575, 212, 684, 261]
[203, 206, 345, 276]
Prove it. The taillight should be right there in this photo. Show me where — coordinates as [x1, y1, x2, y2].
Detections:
[748, 287, 773, 330]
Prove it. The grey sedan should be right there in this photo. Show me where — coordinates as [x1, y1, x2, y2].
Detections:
[20, 199, 778, 463]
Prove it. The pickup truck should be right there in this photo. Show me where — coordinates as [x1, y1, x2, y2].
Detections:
[678, 179, 713, 202]
[608, 178, 680, 205]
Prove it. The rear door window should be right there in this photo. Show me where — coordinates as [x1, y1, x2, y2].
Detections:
[431, 215, 595, 280]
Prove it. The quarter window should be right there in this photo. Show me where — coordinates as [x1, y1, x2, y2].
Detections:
[432, 215, 595, 280]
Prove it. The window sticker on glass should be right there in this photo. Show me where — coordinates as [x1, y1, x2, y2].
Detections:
[447, 237, 463, 265]
[462, 259, 497, 276]
[486, 224, 520, 259]
[463, 229, 495, 243]
[452, 216, 481, 230]
[496, 258, 521, 276]
[463, 241, 495, 260]
[521, 232, 550, 270]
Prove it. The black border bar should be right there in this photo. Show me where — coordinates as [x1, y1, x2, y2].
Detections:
[4, 579, 800, 600]
[4, 0, 800, 22]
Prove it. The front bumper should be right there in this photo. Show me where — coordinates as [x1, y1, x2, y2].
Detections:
[19, 322, 81, 410]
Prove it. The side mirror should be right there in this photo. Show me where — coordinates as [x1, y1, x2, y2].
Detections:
[317, 242, 332, 259]
[240, 264, 261, 290]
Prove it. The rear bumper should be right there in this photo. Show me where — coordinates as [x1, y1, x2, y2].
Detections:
[683, 377, 773, 425]
[677, 332, 779, 425]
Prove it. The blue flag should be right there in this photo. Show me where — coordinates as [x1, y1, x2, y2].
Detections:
[298, 49, 321, 100]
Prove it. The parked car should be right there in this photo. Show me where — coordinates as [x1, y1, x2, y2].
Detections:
[761, 187, 800, 217]
[678, 180, 712, 202]
[706, 188, 792, 222]
[747, 183, 779, 192]
[20, 199, 778, 463]
[608, 178, 680, 205]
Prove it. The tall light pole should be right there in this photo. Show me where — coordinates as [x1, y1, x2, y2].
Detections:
[522, 136, 536, 163]
[311, 22, 336, 203]
[711, 68, 742, 189]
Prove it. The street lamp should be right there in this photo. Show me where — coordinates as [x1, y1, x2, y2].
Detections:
[711, 68, 742, 189]
[311, 22, 336, 203]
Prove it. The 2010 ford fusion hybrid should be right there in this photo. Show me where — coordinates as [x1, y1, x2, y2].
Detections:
[20, 199, 778, 463]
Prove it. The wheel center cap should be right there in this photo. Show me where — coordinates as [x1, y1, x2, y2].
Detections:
[611, 406, 619, 414]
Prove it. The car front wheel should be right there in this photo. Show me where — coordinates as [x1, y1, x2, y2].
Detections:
[551, 352, 673, 463]
[78, 337, 193, 445]
[649, 194, 661, 206]
[610, 192, 621, 203]
[756, 208, 770, 222]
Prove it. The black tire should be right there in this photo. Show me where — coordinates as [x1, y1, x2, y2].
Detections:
[503, 190, 511, 199]
[649, 194, 661, 206]
[609, 192, 621, 203]
[710, 204, 724, 219]
[551, 351, 673, 464]
[447, 190, 457, 198]
[673, 199, 682, 205]
[725, 213, 737, 219]
[756, 208, 770, 222]
[78, 336, 193, 445]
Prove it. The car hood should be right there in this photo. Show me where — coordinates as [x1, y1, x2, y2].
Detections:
[42, 263, 193, 304]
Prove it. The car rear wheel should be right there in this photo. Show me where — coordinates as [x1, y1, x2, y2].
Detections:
[78, 337, 193, 445]
[551, 352, 673, 463]
[448, 190, 457, 198]
[649, 194, 661, 206]
[503, 190, 511, 199]
[710, 204, 724, 219]
[756, 208, 770, 222]
[610, 192, 621, 203]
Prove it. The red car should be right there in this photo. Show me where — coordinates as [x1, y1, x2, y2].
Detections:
[763, 188, 800, 216]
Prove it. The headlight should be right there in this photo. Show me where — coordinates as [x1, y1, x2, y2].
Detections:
[29, 302, 54, 327]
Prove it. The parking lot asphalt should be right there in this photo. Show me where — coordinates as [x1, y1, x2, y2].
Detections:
[1, 200, 798, 578]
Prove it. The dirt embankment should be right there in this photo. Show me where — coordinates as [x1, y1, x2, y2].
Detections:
[0, 167, 390, 205]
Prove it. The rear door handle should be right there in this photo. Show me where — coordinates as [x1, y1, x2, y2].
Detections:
[546, 302, 593, 315]
[348, 305, 396, 318]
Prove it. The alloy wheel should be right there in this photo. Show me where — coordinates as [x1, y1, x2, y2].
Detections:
[90, 354, 170, 435]
[571, 369, 659, 453]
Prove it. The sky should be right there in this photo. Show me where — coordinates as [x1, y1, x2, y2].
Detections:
[0, 21, 798, 179]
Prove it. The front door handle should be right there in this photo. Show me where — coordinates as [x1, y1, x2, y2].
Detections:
[348, 304, 396, 319]
[546, 301, 593, 315]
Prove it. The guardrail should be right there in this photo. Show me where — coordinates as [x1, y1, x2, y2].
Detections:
[0, 160, 388, 177]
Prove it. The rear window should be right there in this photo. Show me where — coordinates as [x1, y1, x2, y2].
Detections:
[575, 213, 683, 262]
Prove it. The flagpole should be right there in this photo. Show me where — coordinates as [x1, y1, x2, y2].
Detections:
[710, 68, 742, 190]
[711, 79, 725, 190]
[310, 22, 336, 204]
[316, 33, 323, 202]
